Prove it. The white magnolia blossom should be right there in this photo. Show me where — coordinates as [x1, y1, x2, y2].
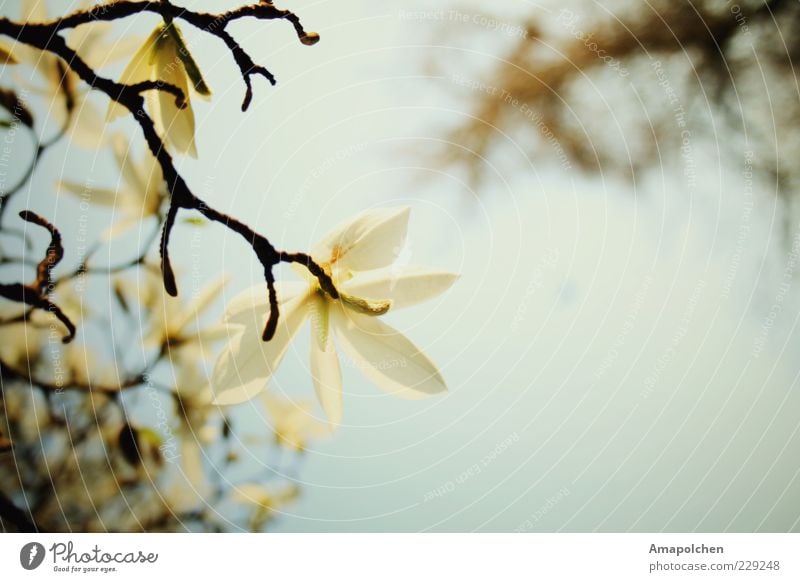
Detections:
[107, 22, 211, 158]
[211, 207, 459, 425]
[59, 134, 165, 239]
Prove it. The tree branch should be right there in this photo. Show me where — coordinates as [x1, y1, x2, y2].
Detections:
[0, 1, 335, 343]
[0, 212, 75, 342]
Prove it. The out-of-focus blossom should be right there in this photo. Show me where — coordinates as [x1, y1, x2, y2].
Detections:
[15, 0, 141, 147]
[114, 269, 228, 363]
[58, 134, 165, 239]
[0, 42, 17, 65]
[231, 482, 299, 531]
[262, 393, 329, 452]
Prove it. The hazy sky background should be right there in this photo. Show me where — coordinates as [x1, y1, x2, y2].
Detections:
[4, 0, 800, 531]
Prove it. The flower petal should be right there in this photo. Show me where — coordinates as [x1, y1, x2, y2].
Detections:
[232, 483, 271, 505]
[166, 24, 212, 97]
[110, 134, 152, 208]
[332, 308, 447, 399]
[154, 30, 197, 157]
[21, 0, 46, 23]
[57, 179, 119, 207]
[211, 295, 310, 406]
[106, 29, 159, 122]
[308, 294, 330, 350]
[309, 332, 343, 426]
[136, 147, 165, 215]
[101, 215, 142, 241]
[170, 275, 228, 334]
[224, 282, 308, 327]
[313, 207, 410, 271]
[340, 266, 459, 311]
[66, 95, 108, 149]
[0, 43, 17, 65]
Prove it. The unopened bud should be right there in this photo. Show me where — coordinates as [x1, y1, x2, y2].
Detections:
[300, 32, 321, 46]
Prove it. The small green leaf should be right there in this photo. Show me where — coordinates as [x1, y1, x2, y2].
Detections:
[167, 23, 212, 97]
[182, 216, 207, 227]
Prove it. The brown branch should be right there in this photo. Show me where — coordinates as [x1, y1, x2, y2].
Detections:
[0, 1, 333, 343]
[36, 0, 319, 111]
[19, 210, 63, 294]
[0, 212, 75, 343]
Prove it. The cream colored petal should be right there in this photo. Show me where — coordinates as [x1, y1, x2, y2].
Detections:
[194, 323, 235, 344]
[21, 0, 46, 22]
[101, 35, 148, 67]
[313, 207, 410, 271]
[332, 308, 447, 399]
[172, 275, 229, 333]
[308, 294, 330, 350]
[111, 133, 147, 196]
[309, 332, 343, 426]
[57, 179, 119, 207]
[101, 215, 143, 241]
[224, 282, 307, 328]
[211, 295, 310, 406]
[340, 266, 459, 311]
[68, 21, 112, 69]
[106, 28, 159, 122]
[70, 20, 143, 70]
[66, 94, 108, 149]
[0, 43, 17, 65]
[232, 483, 271, 505]
[137, 147, 165, 215]
[179, 438, 208, 502]
[154, 34, 197, 157]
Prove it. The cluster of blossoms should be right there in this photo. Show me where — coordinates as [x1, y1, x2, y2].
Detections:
[0, 0, 456, 531]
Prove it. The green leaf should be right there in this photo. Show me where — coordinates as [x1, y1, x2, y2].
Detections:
[167, 23, 212, 97]
[182, 216, 207, 227]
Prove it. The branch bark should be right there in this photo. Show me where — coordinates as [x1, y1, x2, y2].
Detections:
[0, 1, 336, 343]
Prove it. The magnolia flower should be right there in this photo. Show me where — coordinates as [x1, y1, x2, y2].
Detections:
[15, 0, 141, 147]
[127, 269, 229, 360]
[212, 207, 459, 425]
[107, 22, 211, 158]
[58, 134, 165, 239]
